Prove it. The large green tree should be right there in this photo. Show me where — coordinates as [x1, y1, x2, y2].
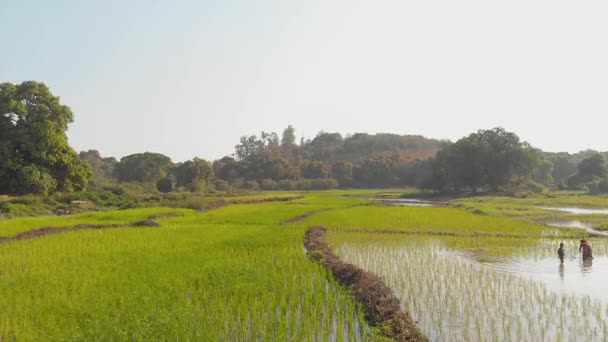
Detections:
[430, 128, 538, 192]
[173, 157, 214, 191]
[114, 152, 173, 183]
[0, 81, 92, 195]
[568, 154, 607, 187]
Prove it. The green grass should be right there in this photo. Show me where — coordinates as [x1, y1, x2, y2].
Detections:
[0, 198, 375, 340]
[451, 192, 608, 227]
[3, 189, 606, 340]
[302, 204, 547, 236]
[0, 207, 193, 237]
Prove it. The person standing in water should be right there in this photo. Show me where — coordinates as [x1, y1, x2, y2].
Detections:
[557, 243, 565, 263]
[579, 239, 593, 260]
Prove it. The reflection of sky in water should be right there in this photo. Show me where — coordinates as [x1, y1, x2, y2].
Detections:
[539, 206, 608, 215]
[545, 220, 608, 236]
[479, 255, 608, 303]
[368, 198, 439, 207]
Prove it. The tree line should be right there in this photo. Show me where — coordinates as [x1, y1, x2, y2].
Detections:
[2, 81, 607, 196]
[80, 127, 443, 192]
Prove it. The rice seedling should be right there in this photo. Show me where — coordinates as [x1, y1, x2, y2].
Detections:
[333, 235, 608, 341]
[0, 197, 375, 341]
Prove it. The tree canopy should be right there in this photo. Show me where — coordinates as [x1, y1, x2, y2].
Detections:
[430, 128, 538, 192]
[114, 152, 173, 183]
[0, 81, 92, 195]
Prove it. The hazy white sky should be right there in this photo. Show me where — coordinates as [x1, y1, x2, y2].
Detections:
[2, 0, 607, 161]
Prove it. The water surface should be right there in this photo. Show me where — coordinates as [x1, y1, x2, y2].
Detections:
[545, 220, 608, 236]
[539, 206, 608, 215]
[480, 255, 608, 302]
[369, 198, 440, 207]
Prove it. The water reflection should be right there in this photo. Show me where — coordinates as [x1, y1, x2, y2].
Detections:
[544, 220, 608, 236]
[539, 206, 608, 215]
[581, 258, 593, 275]
[368, 198, 441, 207]
[480, 255, 608, 301]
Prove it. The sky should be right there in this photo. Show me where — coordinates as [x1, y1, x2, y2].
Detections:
[2, 0, 607, 162]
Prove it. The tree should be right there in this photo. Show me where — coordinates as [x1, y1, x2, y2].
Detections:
[568, 154, 607, 187]
[331, 161, 354, 186]
[213, 156, 241, 183]
[429, 128, 538, 192]
[260, 131, 279, 148]
[114, 152, 173, 183]
[156, 176, 175, 193]
[79, 150, 117, 180]
[550, 155, 578, 183]
[79, 150, 117, 189]
[173, 157, 214, 191]
[301, 160, 330, 179]
[0, 81, 92, 194]
[577, 154, 606, 179]
[234, 135, 263, 161]
[532, 158, 554, 185]
[353, 157, 400, 187]
[281, 125, 296, 147]
[305, 132, 343, 160]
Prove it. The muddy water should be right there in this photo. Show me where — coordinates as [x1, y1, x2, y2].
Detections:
[539, 206, 608, 215]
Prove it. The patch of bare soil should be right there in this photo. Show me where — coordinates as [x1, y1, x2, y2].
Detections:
[304, 226, 427, 341]
[131, 219, 160, 227]
[148, 212, 179, 219]
[281, 208, 333, 224]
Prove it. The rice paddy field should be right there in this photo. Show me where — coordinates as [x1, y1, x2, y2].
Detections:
[0, 194, 376, 341]
[2, 190, 608, 341]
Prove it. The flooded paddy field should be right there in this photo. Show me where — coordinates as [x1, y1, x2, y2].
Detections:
[368, 198, 444, 207]
[539, 206, 608, 215]
[332, 235, 608, 341]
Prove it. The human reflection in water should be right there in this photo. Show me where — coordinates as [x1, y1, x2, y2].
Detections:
[558, 263, 565, 280]
[580, 258, 593, 275]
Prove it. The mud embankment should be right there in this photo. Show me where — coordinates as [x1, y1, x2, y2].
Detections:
[304, 226, 427, 342]
[282, 208, 333, 224]
[0, 213, 176, 244]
